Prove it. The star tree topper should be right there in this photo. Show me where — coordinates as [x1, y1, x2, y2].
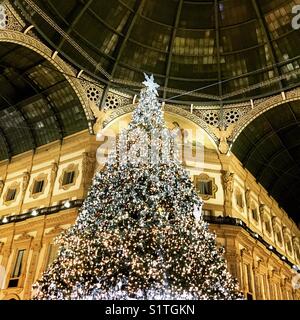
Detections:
[143, 73, 160, 96]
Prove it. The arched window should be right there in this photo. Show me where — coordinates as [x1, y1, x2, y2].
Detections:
[296, 247, 300, 261]
[250, 203, 259, 222]
[265, 219, 272, 234]
[287, 240, 292, 254]
[235, 189, 244, 208]
[276, 231, 282, 245]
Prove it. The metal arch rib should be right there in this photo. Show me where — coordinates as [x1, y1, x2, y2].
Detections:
[269, 163, 300, 194]
[0, 88, 37, 151]
[0, 126, 12, 159]
[256, 142, 300, 181]
[18, 0, 111, 80]
[2, 63, 65, 139]
[0, 81, 67, 151]
[278, 179, 300, 200]
[214, 0, 223, 113]
[263, 115, 299, 169]
[18, 67, 65, 139]
[243, 121, 300, 166]
[277, 179, 300, 217]
[100, 0, 146, 108]
[251, 0, 284, 90]
[258, 117, 300, 196]
[56, 0, 94, 52]
[163, 0, 183, 101]
[253, 116, 300, 191]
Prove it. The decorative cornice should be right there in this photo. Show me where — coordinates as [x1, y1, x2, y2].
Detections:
[16, 232, 32, 242]
[102, 103, 219, 146]
[193, 173, 218, 200]
[22, 172, 30, 194]
[45, 225, 64, 237]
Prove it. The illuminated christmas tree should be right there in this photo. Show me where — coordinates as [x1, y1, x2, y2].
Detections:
[33, 74, 242, 300]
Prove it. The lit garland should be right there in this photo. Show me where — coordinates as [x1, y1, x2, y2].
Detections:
[33, 74, 243, 300]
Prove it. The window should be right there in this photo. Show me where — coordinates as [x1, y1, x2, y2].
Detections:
[62, 171, 75, 186]
[287, 240, 292, 253]
[246, 293, 253, 300]
[251, 208, 258, 221]
[296, 248, 300, 261]
[245, 264, 253, 294]
[8, 249, 25, 288]
[236, 192, 244, 208]
[32, 180, 44, 194]
[30, 174, 47, 198]
[196, 180, 212, 195]
[265, 220, 271, 234]
[46, 244, 59, 268]
[276, 231, 282, 244]
[194, 174, 217, 200]
[6, 188, 16, 202]
[202, 209, 212, 217]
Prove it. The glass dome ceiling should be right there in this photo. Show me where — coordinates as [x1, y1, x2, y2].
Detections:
[232, 100, 300, 224]
[14, 0, 300, 104]
[0, 43, 89, 161]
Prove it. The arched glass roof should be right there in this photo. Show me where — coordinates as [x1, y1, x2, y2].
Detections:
[232, 101, 300, 224]
[14, 0, 300, 104]
[0, 43, 89, 161]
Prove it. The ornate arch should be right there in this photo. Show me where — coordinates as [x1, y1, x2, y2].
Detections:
[0, 30, 94, 127]
[102, 103, 219, 149]
[229, 88, 300, 144]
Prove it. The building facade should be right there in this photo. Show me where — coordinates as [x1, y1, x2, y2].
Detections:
[0, 0, 300, 300]
[0, 121, 300, 300]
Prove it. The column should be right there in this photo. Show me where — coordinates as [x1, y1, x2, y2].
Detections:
[23, 241, 42, 299]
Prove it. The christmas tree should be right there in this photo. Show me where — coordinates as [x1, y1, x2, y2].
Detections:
[33, 74, 242, 300]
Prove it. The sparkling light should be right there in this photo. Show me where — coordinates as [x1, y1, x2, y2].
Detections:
[31, 210, 38, 216]
[64, 201, 71, 209]
[33, 74, 243, 301]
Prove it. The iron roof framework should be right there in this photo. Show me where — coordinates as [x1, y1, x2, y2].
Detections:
[8, 0, 300, 223]
[14, 0, 300, 104]
[0, 43, 89, 161]
[232, 101, 300, 224]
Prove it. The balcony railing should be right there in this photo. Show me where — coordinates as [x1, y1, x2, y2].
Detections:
[0, 199, 83, 226]
[0, 202, 298, 273]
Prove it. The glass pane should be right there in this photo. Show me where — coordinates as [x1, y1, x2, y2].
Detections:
[63, 171, 75, 185]
[6, 188, 16, 201]
[47, 244, 59, 267]
[33, 180, 44, 194]
[12, 250, 25, 278]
